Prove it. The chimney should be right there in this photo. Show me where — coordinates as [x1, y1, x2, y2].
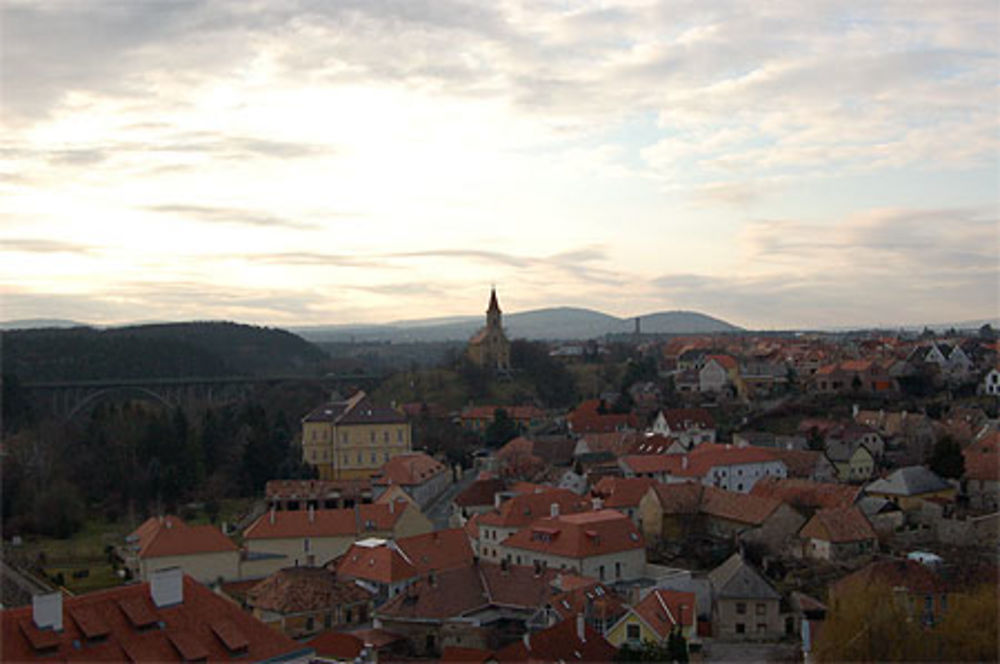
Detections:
[269, 507, 276, 525]
[682, 456, 689, 470]
[32, 592, 62, 631]
[852, 403, 859, 417]
[150, 567, 184, 608]
[591, 497, 604, 510]
[165, 518, 172, 529]
[522, 632, 531, 650]
[576, 612, 586, 643]
[308, 504, 315, 523]
[550, 502, 559, 518]
[389, 500, 395, 514]
[495, 493, 503, 509]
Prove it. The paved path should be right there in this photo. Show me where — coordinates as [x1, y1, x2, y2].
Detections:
[425, 468, 477, 530]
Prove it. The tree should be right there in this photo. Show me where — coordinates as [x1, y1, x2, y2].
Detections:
[927, 436, 964, 479]
[485, 408, 519, 447]
[935, 582, 998, 661]
[979, 323, 996, 340]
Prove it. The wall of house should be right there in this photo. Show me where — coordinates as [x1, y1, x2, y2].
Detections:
[303, 421, 412, 480]
[139, 550, 240, 584]
[714, 598, 782, 640]
[741, 505, 806, 554]
[699, 363, 729, 393]
[394, 506, 435, 538]
[606, 613, 658, 648]
[245, 534, 362, 570]
[702, 460, 787, 493]
[499, 545, 647, 583]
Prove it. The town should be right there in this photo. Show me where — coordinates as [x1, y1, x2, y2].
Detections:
[1, 290, 997, 663]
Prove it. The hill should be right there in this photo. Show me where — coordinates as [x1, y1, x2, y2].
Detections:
[291, 307, 741, 342]
[2, 322, 330, 382]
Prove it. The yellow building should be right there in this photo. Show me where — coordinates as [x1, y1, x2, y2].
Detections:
[301, 391, 411, 480]
[606, 589, 698, 651]
[467, 287, 511, 371]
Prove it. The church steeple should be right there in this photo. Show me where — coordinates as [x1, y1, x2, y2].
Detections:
[486, 287, 502, 329]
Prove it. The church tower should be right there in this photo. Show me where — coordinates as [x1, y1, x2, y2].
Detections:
[467, 287, 511, 372]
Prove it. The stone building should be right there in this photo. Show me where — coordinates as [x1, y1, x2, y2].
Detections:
[467, 288, 511, 371]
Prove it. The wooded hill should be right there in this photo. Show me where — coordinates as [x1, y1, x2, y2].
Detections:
[2, 322, 330, 381]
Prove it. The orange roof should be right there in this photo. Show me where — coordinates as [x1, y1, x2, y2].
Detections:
[632, 589, 696, 639]
[750, 477, 861, 509]
[372, 452, 447, 487]
[567, 400, 638, 434]
[336, 542, 418, 583]
[700, 485, 781, 525]
[592, 477, 655, 509]
[441, 646, 495, 662]
[706, 354, 738, 370]
[306, 631, 364, 660]
[396, 528, 474, 574]
[648, 482, 704, 515]
[495, 615, 616, 663]
[128, 517, 237, 559]
[247, 567, 372, 614]
[462, 405, 545, 421]
[0, 576, 302, 663]
[799, 507, 876, 543]
[478, 488, 590, 529]
[244, 502, 409, 540]
[501, 510, 644, 559]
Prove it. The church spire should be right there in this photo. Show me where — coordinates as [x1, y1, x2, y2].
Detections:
[487, 286, 500, 314]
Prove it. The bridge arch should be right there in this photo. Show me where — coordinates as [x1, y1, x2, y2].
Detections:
[66, 386, 176, 420]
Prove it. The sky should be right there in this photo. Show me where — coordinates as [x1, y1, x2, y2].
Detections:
[2, 0, 997, 330]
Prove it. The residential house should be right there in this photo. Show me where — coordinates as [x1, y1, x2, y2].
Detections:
[266, 479, 372, 511]
[621, 443, 788, 493]
[765, 449, 837, 482]
[856, 496, 905, 535]
[567, 399, 638, 435]
[707, 554, 783, 640]
[830, 559, 952, 627]
[811, 360, 894, 395]
[750, 478, 862, 511]
[453, 475, 507, 521]
[637, 482, 705, 541]
[374, 562, 561, 657]
[854, 409, 937, 463]
[699, 355, 741, 395]
[334, 538, 418, 604]
[476, 488, 590, 562]
[797, 507, 877, 561]
[0, 568, 310, 663]
[246, 567, 374, 639]
[983, 367, 1000, 395]
[460, 405, 547, 434]
[495, 614, 617, 663]
[591, 476, 655, 524]
[371, 452, 451, 509]
[865, 466, 955, 511]
[605, 589, 697, 652]
[733, 431, 808, 451]
[739, 360, 790, 398]
[301, 391, 412, 480]
[572, 432, 641, 458]
[123, 515, 240, 584]
[530, 575, 628, 635]
[242, 501, 433, 576]
[499, 510, 647, 583]
[650, 408, 716, 449]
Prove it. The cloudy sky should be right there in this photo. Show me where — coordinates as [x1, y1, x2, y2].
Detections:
[2, 0, 997, 330]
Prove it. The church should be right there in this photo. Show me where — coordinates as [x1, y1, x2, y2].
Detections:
[467, 287, 511, 371]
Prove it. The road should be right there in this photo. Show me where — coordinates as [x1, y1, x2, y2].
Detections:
[425, 467, 478, 530]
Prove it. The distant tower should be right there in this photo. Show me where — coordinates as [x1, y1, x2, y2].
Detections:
[467, 287, 511, 371]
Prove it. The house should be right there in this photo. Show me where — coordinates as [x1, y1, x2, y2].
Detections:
[374, 562, 562, 657]
[650, 408, 716, 448]
[621, 443, 788, 493]
[495, 614, 617, 663]
[797, 507, 877, 561]
[811, 360, 894, 394]
[530, 576, 628, 635]
[572, 432, 641, 458]
[830, 559, 952, 627]
[765, 448, 838, 482]
[467, 288, 511, 371]
[865, 466, 955, 511]
[242, 501, 433, 575]
[476, 488, 590, 562]
[605, 589, 697, 652]
[637, 482, 705, 541]
[567, 399, 638, 434]
[856, 496, 905, 534]
[750, 477, 862, 511]
[591, 476, 655, 524]
[707, 554, 783, 640]
[0, 568, 310, 663]
[699, 355, 741, 395]
[246, 567, 374, 638]
[306, 631, 368, 664]
[371, 452, 451, 509]
[825, 441, 876, 483]
[301, 391, 412, 480]
[334, 538, 419, 604]
[733, 431, 808, 451]
[453, 476, 507, 520]
[962, 431, 999, 511]
[265, 478, 372, 511]
[460, 405, 547, 434]
[123, 515, 240, 584]
[499, 510, 646, 583]
[983, 367, 1000, 395]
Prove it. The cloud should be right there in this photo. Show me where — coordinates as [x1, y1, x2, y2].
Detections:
[2, 238, 97, 254]
[143, 204, 320, 230]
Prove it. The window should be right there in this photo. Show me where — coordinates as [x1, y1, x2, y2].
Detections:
[615, 562, 622, 579]
[357, 453, 362, 463]
[371, 452, 376, 463]
[397, 429, 403, 442]
[736, 602, 747, 615]
[756, 603, 766, 616]
[345, 609, 352, 622]
[757, 623, 767, 633]
[370, 431, 375, 442]
[304, 538, 310, 552]
[306, 617, 314, 631]
[736, 623, 745, 634]
[599, 565, 605, 580]
[324, 613, 332, 629]
[384, 431, 389, 442]
[626, 624, 641, 641]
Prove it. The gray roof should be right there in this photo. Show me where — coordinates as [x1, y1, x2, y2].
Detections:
[707, 553, 781, 601]
[856, 496, 900, 516]
[865, 466, 950, 496]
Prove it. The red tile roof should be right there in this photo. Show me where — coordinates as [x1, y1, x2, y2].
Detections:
[567, 400, 638, 434]
[396, 528, 475, 574]
[306, 631, 364, 660]
[764, 448, 825, 478]
[265, 478, 371, 501]
[547, 581, 628, 626]
[336, 542, 419, 584]
[372, 452, 447, 487]
[592, 477, 655, 509]
[462, 405, 545, 422]
[454, 477, 506, 508]
[963, 431, 999, 481]
[495, 616, 616, 664]
[700, 486, 781, 525]
[706, 354, 738, 370]
[832, 559, 950, 597]
[647, 482, 704, 515]
[441, 646, 495, 662]
[128, 516, 237, 559]
[750, 477, 861, 509]
[799, 507, 876, 543]
[631, 589, 696, 639]
[478, 488, 590, 529]
[243, 502, 410, 540]
[247, 567, 372, 614]
[500, 510, 644, 559]
[662, 407, 715, 430]
[0, 576, 303, 663]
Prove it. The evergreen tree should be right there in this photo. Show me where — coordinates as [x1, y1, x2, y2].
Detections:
[927, 436, 964, 479]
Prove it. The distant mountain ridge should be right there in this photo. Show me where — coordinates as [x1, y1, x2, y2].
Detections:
[290, 307, 742, 342]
